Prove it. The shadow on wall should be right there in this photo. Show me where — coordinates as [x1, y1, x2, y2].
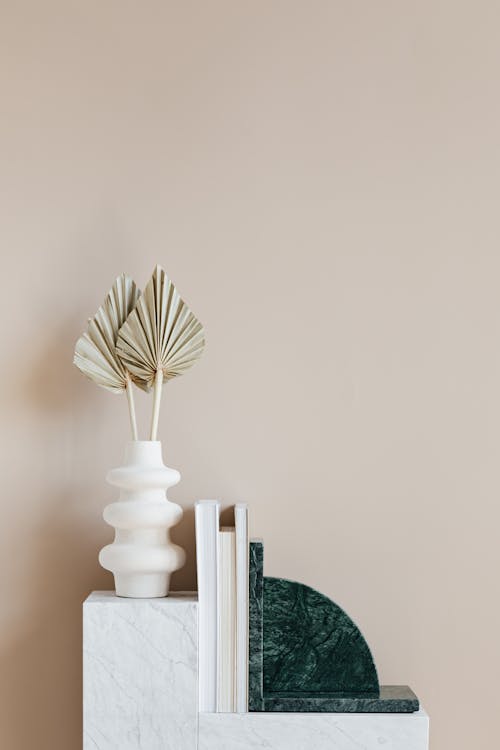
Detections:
[171, 506, 197, 592]
[0, 500, 111, 750]
[21, 316, 84, 415]
[0, 323, 112, 750]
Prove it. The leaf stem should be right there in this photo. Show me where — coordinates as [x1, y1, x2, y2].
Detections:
[150, 369, 164, 440]
[125, 375, 138, 440]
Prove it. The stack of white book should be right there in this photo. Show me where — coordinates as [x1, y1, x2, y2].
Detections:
[195, 500, 248, 713]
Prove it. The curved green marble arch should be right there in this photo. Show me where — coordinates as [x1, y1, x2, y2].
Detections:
[263, 577, 379, 695]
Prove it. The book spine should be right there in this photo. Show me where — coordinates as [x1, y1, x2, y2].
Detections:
[235, 504, 249, 713]
[195, 501, 219, 712]
[218, 530, 236, 712]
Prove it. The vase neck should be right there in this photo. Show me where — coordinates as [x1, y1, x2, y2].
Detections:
[124, 440, 163, 467]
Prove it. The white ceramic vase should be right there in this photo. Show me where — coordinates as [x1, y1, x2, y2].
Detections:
[99, 440, 186, 598]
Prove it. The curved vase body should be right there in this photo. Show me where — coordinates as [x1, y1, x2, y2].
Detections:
[99, 441, 185, 598]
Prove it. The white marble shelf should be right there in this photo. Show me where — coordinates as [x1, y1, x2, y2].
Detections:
[199, 710, 429, 750]
[83, 592, 429, 750]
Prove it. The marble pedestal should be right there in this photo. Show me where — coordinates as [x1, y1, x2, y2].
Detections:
[83, 592, 429, 750]
[83, 592, 198, 750]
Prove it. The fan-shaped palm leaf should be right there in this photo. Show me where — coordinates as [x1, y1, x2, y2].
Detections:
[73, 274, 145, 438]
[116, 265, 205, 439]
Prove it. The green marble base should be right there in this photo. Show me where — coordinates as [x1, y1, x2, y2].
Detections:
[263, 685, 419, 713]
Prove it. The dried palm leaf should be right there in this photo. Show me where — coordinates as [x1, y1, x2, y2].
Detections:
[73, 274, 145, 439]
[116, 265, 205, 439]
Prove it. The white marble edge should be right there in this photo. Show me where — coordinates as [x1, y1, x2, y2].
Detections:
[199, 707, 429, 718]
[198, 708, 429, 750]
[84, 590, 198, 604]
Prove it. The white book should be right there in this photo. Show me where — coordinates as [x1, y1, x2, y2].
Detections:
[217, 527, 236, 712]
[234, 503, 249, 713]
[195, 500, 220, 713]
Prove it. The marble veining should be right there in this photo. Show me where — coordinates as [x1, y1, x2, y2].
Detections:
[83, 592, 198, 750]
[248, 541, 264, 711]
[263, 577, 379, 695]
[199, 709, 430, 750]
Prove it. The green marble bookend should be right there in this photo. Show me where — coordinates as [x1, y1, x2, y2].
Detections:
[264, 577, 378, 695]
[248, 540, 264, 711]
[248, 549, 420, 713]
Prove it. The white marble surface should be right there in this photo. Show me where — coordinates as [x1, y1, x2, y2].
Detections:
[83, 591, 198, 750]
[198, 710, 429, 750]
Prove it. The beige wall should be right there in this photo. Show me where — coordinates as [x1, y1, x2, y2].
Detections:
[1, 2, 499, 748]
